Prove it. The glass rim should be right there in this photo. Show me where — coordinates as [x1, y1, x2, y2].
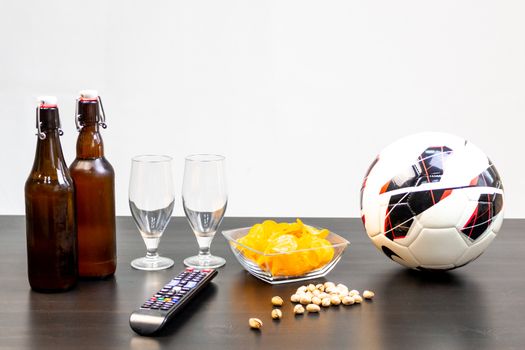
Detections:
[132, 154, 173, 163]
[185, 154, 225, 162]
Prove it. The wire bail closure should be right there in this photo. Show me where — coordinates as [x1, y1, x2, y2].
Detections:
[98, 96, 107, 129]
[75, 96, 107, 131]
[36, 107, 46, 140]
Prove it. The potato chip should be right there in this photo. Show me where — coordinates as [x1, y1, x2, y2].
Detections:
[237, 219, 335, 276]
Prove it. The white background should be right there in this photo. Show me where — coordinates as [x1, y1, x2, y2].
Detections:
[1, 1, 523, 218]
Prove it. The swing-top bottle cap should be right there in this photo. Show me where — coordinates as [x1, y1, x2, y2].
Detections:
[79, 90, 98, 101]
[37, 96, 57, 108]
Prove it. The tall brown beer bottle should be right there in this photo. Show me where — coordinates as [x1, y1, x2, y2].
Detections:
[70, 90, 116, 278]
[25, 96, 78, 292]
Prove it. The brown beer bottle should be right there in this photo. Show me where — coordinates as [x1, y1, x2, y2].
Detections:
[70, 90, 116, 278]
[25, 96, 78, 292]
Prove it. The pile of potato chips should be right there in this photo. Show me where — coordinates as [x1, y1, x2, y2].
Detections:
[236, 219, 335, 276]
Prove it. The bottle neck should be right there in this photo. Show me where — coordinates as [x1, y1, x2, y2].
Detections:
[76, 123, 104, 158]
[32, 110, 68, 174]
[76, 100, 104, 159]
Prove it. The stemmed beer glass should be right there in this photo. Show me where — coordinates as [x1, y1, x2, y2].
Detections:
[129, 155, 175, 270]
[182, 154, 227, 268]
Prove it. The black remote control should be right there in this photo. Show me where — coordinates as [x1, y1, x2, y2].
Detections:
[130, 267, 218, 336]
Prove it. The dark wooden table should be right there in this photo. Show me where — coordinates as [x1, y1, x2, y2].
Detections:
[1, 216, 523, 349]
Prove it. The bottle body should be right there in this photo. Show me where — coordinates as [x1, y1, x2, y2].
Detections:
[70, 156, 116, 277]
[70, 95, 116, 278]
[25, 104, 78, 292]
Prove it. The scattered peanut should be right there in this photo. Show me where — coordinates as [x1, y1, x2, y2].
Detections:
[271, 296, 284, 306]
[354, 295, 363, 304]
[324, 282, 335, 290]
[316, 284, 325, 292]
[311, 296, 322, 305]
[297, 286, 307, 294]
[349, 289, 359, 297]
[325, 286, 338, 294]
[342, 296, 355, 305]
[299, 295, 312, 305]
[294, 304, 305, 315]
[307, 284, 316, 292]
[319, 292, 329, 299]
[321, 297, 332, 307]
[249, 318, 263, 329]
[330, 295, 341, 306]
[306, 304, 321, 313]
[271, 309, 283, 320]
[290, 294, 301, 303]
[363, 290, 375, 300]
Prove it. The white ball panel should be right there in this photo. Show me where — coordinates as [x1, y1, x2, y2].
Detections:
[455, 231, 496, 266]
[417, 191, 468, 229]
[409, 228, 468, 267]
[491, 212, 504, 234]
[457, 199, 481, 230]
[439, 142, 490, 188]
[362, 199, 383, 237]
[371, 234, 420, 268]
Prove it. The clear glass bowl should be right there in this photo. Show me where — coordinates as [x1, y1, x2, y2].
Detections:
[222, 227, 350, 284]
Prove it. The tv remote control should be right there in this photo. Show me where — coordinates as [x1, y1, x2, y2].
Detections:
[130, 267, 218, 336]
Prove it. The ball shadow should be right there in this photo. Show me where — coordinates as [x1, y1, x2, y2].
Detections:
[373, 268, 494, 350]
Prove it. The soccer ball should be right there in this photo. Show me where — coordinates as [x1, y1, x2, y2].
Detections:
[360, 132, 504, 270]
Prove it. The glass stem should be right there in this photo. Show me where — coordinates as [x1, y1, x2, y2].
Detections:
[146, 249, 159, 260]
[199, 246, 211, 259]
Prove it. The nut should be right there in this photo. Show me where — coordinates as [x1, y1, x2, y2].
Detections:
[294, 304, 305, 315]
[337, 283, 348, 292]
[325, 286, 338, 294]
[342, 296, 355, 305]
[271, 309, 283, 320]
[324, 282, 335, 290]
[363, 290, 375, 300]
[330, 295, 341, 306]
[318, 292, 329, 299]
[307, 284, 316, 292]
[321, 297, 331, 307]
[306, 304, 321, 313]
[305, 291, 313, 298]
[316, 284, 325, 292]
[300, 295, 312, 305]
[312, 289, 321, 297]
[249, 318, 263, 329]
[354, 295, 363, 304]
[311, 296, 322, 305]
[297, 286, 307, 293]
[349, 289, 359, 296]
[271, 296, 284, 306]
[290, 294, 301, 303]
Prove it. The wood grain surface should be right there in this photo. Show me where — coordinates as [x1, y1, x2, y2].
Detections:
[0, 216, 523, 350]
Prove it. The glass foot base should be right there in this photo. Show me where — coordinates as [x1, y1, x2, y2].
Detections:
[184, 255, 226, 269]
[131, 256, 174, 271]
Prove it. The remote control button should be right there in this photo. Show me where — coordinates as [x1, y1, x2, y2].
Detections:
[185, 281, 197, 289]
[202, 269, 212, 273]
[185, 267, 194, 272]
